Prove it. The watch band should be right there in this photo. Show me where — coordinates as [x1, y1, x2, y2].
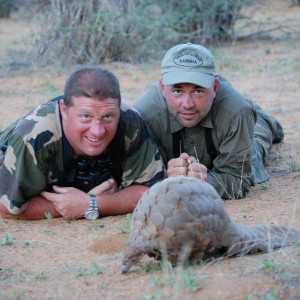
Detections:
[84, 194, 99, 220]
[89, 194, 98, 210]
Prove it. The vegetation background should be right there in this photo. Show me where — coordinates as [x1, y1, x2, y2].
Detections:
[0, 0, 300, 299]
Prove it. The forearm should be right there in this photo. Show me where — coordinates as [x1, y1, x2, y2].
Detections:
[39, 183, 149, 220]
[97, 184, 148, 216]
[0, 196, 61, 220]
[207, 171, 251, 200]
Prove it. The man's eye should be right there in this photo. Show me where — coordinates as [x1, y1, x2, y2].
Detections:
[173, 90, 181, 95]
[82, 114, 90, 120]
[194, 90, 204, 95]
[104, 115, 113, 121]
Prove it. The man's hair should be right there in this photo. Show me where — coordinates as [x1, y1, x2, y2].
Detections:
[64, 67, 121, 107]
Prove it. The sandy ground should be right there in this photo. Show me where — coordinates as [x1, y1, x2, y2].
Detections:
[1, 1, 300, 299]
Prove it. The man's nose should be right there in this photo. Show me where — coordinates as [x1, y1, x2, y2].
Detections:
[90, 119, 105, 136]
[182, 94, 194, 109]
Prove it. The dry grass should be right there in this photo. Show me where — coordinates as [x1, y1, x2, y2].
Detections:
[0, 1, 300, 299]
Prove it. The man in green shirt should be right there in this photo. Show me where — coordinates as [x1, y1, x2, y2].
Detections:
[0, 67, 165, 220]
[134, 43, 283, 199]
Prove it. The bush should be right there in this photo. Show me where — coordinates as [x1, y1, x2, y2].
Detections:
[160, 0, 244, 44]
[0, 0, 14, 17]
[26, 0, 247, 66]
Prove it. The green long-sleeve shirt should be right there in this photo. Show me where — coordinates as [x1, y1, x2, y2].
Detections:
[134, 76, 272, 199]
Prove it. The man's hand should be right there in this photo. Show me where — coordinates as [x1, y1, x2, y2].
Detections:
[89, 178, 117, 195]
[41, 178, 118, 220]
[41, 186, 89, 220]
[167, 152, 207, 181]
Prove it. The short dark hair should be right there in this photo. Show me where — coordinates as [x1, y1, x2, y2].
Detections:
[64, 67, 121, 107]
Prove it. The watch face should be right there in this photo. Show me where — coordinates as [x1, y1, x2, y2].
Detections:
[85, 211, 99, 220]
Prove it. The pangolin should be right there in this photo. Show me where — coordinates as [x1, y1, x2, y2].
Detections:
[121, 177, 300, 273]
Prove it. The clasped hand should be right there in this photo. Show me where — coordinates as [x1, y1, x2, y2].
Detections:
[167, 152, 207, 181]
[41, 178, 118, 219]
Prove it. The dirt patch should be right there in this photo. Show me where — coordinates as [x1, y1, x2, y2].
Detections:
[1, 1, 300, 299]
[89, 233, 127, 255]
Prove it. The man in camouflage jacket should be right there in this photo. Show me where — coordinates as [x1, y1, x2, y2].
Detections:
[0, 67, 165, 220]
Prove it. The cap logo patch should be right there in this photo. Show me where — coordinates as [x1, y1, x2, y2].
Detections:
[173, 50, 203, 67]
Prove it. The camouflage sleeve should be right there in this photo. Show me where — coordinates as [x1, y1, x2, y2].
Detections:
[0, 128, 48, 214]
[0, 102, 61, 214]
[118, 101, 165, 188]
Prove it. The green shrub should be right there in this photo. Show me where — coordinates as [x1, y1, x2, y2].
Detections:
[26, 0, 248, 66]
[0, 0, 14, 17]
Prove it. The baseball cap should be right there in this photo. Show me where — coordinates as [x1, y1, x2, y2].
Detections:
[161, 43, 216, 88]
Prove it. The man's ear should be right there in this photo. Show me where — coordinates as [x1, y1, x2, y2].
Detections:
[59, 99, 68, 118]
[159, 78, 165, 93]
[213, 77, 220, 93]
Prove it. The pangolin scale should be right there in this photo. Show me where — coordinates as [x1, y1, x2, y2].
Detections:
[121, 177, 300, 273]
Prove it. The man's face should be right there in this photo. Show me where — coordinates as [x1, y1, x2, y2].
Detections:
[60, 96, 120, 157]
[160, 79, 219, 128]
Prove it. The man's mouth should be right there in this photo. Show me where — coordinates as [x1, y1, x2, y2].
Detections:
[180, 112, 196, 119]
[86, 137, 101, 142]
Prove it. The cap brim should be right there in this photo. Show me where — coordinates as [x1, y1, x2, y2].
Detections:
[162, 72, 215, 88]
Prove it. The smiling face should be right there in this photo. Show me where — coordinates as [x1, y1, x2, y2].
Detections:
[160, 79, 219, 128]
[60, 96, 120, 157]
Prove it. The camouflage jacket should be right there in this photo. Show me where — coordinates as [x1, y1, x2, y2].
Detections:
[0, 96, 165, 214]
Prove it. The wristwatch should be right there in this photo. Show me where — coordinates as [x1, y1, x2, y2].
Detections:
[84, 194, 99, 220]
